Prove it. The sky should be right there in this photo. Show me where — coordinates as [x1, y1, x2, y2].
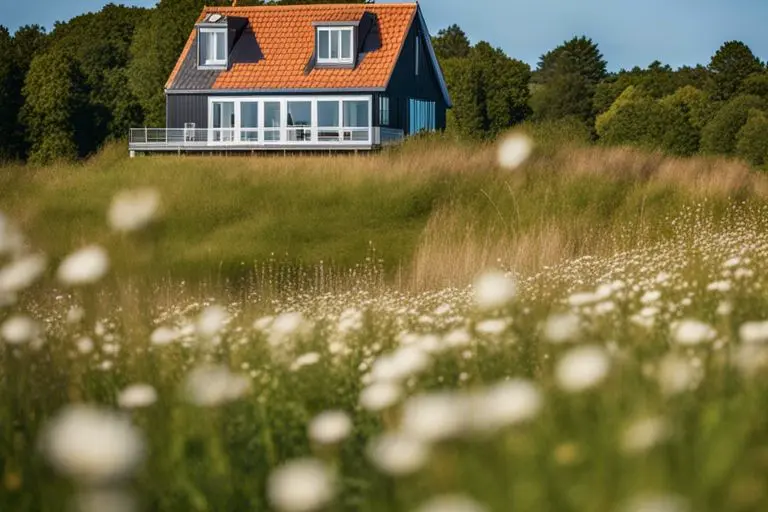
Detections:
[4, 0, 768, 71]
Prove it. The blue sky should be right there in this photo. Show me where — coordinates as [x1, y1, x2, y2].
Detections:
[4, 0, 768, 71]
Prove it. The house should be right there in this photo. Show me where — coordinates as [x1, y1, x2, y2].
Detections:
[129, 2, 451, 155]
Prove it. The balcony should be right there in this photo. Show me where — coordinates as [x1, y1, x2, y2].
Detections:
[128, 126, 404, 154]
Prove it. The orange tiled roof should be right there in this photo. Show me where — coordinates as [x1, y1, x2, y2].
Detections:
[166, 3, 419, 91]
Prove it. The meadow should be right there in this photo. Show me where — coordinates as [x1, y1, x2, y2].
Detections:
[2, 133, 768, 511]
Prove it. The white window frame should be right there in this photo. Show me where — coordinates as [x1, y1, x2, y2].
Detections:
[206, 95, 372, 146]
[316, 26, 355, 65]
[199, 28, 227, 68]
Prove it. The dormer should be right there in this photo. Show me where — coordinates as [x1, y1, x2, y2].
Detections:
[313, 21, 358, 68]
[196, 13, 248, 70]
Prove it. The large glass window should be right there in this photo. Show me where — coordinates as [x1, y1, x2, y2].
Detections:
[318, 100, 340, 141]
[287, 101, 312, 141]
[316, 27, 354, 65]
[199, 28, 227, 67]
[212, 101, 235, 142]
[264, 101, 282, 141]
[240, 102, 258, 142]
[343, 100, 369, 141]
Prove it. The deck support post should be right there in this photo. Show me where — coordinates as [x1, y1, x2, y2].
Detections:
[129, 150, 136, 159]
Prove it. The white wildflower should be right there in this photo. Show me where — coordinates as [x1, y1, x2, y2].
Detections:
[400, 392, 467, 442]
[369, 345, 430, 383]
[470, 379, 542, 433]
[67, 306, 85, 324]
[621, 416, 671, 455]
[640, 290, 661, 304]
[196, 305, 228, 338]
[57, 246, 109, 286]
[1, 314, 39, 345]
[657, 354, 699, 395]
[76, 337, 95, 354]
[359, 381, 402, 412]
[117, 384, 158, 409]
[621, 493, 688, 512]
[267, 458, 335, 512]
[414, 494, 488, 512]
[473, 271, 516, 310]
[150, 326, 180, 346]
[40, 405, 145, 485]
[0, 253, 46, 293]
[543, 312, 580, 343]
[475, 318, 510, 336]
[671, 319, 716, 346]
[268, 312, 307, 347]
[366, 433, 430, 476]
[291, 352, 321, 371]
[555, 345, 611, 392]
[308, 410, 352, 445]
[108, 188, 161, 233]
[497, 132, 533, 170]
[739, 321, 768, 344]
[182, 365, 250, 407]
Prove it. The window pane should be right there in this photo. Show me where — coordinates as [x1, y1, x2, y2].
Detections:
[331, 29, 339, 59]
[287, 101, 312, 126]
[343, 100, 368, 128]
[341, 29, 352, 59]
[199, 32, 209, 64]
[241, 102, 259, 128]
[318, 30, 329, 59]
[318, 101, 339, 127]
[215, 31, 226, 61]
[264, 102, 281, 128]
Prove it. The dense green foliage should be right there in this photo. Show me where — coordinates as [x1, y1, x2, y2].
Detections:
[2, 3, 768, 165]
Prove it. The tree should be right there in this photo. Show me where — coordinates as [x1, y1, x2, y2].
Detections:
[0, 25, 47, 161]
[700, 94, 766, 155]
[432, 24, 470, 61]
[0, 27, 16, 160]
[531, 36, 607, 123]
[22, 50, 90, 164]
[736, 109, 768, 166]
[45, 4, 146, 153]
[740, 72, 768, 100]
[707, 41, 764, 101]
[442, 42, 530, 139]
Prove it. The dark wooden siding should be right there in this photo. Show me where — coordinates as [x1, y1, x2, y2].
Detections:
[383, 18, 448, 134]
[166, 94, 208, 129]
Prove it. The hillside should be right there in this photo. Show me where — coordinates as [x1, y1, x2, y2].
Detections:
[1, 136, 765, 290]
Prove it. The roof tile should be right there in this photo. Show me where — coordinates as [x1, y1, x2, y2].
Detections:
[167, 3, 417, 91]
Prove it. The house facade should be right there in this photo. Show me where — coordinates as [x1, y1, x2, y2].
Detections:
[129, 2, 451, 154]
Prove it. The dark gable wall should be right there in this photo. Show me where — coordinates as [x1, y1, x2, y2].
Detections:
[381, 17, 448, 134]
[167, 94, 208, 129]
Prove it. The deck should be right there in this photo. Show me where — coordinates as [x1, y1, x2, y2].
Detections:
[128, 127, 404, 155]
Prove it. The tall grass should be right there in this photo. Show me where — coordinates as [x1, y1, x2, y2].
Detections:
[3, 137, 767, 292]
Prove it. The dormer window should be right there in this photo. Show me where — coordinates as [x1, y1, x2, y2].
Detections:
[316, 26, 354, 65]
[199, 28, 227, 68]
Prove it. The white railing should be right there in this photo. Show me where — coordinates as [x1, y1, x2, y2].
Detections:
[128, 127, 403, 149]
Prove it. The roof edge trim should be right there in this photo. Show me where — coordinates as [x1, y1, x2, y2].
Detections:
[416, 6, 452, 107]
[166, 87, 386, 95]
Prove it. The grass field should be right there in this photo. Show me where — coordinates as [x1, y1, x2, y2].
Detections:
[3, 134, 768, 511]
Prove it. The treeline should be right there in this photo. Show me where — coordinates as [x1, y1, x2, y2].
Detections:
[2, 1, 768, 166]
[434, 26, 768, 166]
[0, 0, 368, 165]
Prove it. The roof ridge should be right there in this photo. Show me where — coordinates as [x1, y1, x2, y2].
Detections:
[203, 3, 417, 11]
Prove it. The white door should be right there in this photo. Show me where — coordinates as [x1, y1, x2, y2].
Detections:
[211, 101, 235, 143]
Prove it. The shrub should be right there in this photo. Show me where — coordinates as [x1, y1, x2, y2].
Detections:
[700, 94, 767, 155]
[736, 109, 768, 166]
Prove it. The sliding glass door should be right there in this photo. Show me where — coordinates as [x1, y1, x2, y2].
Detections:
[208, 96, 372, 145]
[211, 101, 235, 143]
